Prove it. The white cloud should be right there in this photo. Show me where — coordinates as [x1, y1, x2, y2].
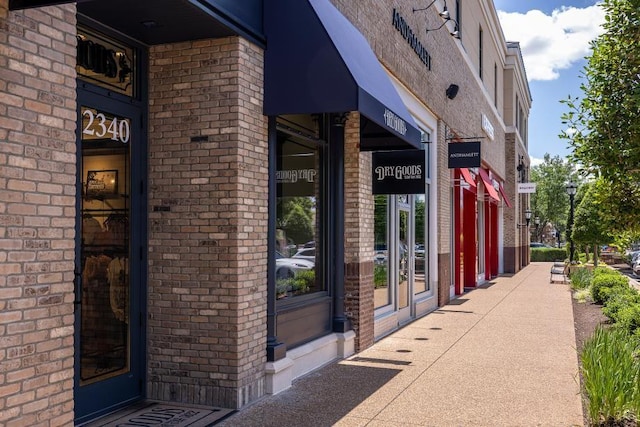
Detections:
[498, 4, 606, 81]
[530, 156, 544, 167]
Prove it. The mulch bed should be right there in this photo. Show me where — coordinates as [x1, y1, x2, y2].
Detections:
[571, 263, 640, 427]
[572, 296, 608, 427]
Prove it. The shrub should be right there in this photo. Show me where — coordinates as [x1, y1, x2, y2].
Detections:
[295, 269, 315, 288]
[580, 327, 640, 425]
[615, 303, 640, 336]
[530, 248, 567, 262]
[573, 288, 592, 303]
[374, 264, 387, 288]
[569, 267, 593, 290]
[593, 266, 619, 277]
[591, 273, 629, 304]
[602, 290, 640, 323]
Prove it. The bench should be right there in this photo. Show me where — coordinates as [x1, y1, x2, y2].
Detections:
[550, 262, 568, 284]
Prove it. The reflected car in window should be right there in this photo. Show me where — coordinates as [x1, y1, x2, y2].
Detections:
[292, 248, 316, 261]
[276, 251, 314, 279]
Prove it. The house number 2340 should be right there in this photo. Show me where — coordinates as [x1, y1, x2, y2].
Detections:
[82, 108, 131, 143]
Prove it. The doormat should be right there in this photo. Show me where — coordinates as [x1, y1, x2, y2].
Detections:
[84, 401, 235, 427]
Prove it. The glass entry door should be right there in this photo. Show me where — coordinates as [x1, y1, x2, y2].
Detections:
[74, 91, 144, 423]
[396, 197, 412, 323]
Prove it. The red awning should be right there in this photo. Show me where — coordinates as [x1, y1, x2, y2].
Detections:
[478, 168, 500, 202]
[459, 168, 476, 187]
[498, 183, 513, 208]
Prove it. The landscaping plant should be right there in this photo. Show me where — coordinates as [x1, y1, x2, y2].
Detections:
[580, 327, 640, 425]
[569, 266, 594, 290]
[590, 271, 630, 304]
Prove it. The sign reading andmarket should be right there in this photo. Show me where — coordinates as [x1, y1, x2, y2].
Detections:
[448, 142, 481, 168]
[392, 9, 432, 70]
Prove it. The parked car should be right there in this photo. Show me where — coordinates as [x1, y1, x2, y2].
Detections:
[633, 258, 640, 277]
[276, 252, 314, 279]
[627, 250, 640, 265]
[292, 248, 316, 261]
[530, 242, 548, 248]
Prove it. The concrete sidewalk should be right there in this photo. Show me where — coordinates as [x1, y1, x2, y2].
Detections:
[217, 262, 583, 427]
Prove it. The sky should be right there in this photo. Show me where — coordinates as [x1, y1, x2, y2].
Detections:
[493, 0, 606, 166]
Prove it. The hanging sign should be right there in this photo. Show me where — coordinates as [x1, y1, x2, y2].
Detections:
[372, 150, 425, 194]
[448, 142, 481, 168]
[518, 183, 537, 193]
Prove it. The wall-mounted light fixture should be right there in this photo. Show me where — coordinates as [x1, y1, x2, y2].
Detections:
[446, 84, 459, 99]
[413, 0, 460, 39]
[517, 208, 532, 228]
[516, 155, 527, 183]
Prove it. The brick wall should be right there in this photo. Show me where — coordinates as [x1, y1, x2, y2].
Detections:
[436, 121, 452, 305]
[504, 133, 518, 273]
[147, 37, 268, 410]
[0, 2, 77, 426]
[343, 113, 375, 351]
[332, 0, 506, 181]
[330, 0, 510, 307]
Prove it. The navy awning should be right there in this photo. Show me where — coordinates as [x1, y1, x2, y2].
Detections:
[264, 0, 422, 151]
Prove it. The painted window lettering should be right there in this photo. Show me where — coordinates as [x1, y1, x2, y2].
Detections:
[276, 169, 317, 184]
[82, 108, 131, 143]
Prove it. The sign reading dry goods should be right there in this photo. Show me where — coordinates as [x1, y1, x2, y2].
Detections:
[276, 152, 317, 197]
[372, 149, 425, 194]
[448, 141, 481, 169]
[77, 27, 135, 97]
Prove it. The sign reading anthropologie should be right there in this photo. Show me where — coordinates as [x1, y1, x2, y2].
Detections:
[448, 141, 481, 169]
[372, 150, 425, 194]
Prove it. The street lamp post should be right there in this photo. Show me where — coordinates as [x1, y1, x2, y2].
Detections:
[534, 217, 540, 242]
[566, 182, 577, 263]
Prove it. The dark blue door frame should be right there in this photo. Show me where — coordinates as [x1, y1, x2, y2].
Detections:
[74, 87, 147, 424]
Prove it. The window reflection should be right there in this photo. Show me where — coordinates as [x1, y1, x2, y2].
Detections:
[414, 194, 427, 293]
[374, 195, 390, 309]
[275, 127, 325, 300]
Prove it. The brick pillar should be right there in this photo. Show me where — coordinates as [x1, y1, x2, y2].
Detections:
[0, 2, 77, 426]
[343, 113, 375, 351]
[503, 133, 518, 273]
[147, 37, 268, 409]
[436, 120, 451, 306]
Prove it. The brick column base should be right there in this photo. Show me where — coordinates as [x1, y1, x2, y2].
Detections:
[344, 260, 374, 352]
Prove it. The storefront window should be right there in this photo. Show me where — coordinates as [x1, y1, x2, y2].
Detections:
[374, 195, 390, 309]
[414, 193, 427, 294]
[275, 123, 326, 300]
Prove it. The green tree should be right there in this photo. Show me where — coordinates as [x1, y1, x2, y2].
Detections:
[374, 195, 388, 246]
[282, 203, 313, 244]
[572, 180, 613, 264]
[560, 0, 640, 231]
[277, 197, 315, 245]
[530, 154, 575, 241]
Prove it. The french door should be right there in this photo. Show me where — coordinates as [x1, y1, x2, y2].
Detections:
[74, 89, 145, 423]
